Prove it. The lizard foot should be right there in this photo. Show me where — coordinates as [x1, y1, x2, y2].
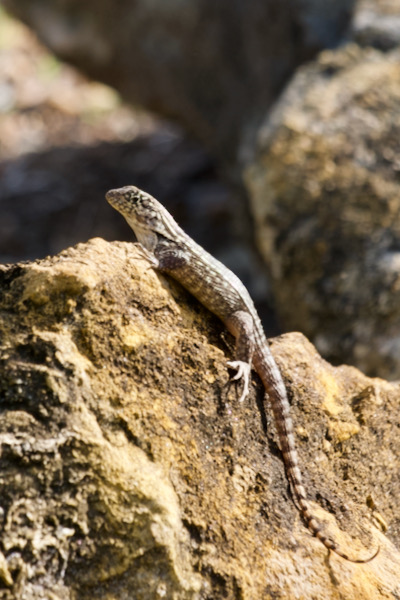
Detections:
[227, 360, 251, 402]
[136, 243, 159, 268]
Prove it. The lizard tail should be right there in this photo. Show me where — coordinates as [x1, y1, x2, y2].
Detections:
[290, 475, 379, 563]
[264, 378, 379, 563]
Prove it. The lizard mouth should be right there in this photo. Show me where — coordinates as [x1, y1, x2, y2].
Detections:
[106, 186, 143, 218]
[105, 189, 123, 209]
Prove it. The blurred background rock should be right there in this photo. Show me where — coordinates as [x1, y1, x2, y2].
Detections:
[1, 0, 400, 375]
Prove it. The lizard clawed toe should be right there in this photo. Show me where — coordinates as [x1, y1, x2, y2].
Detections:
[226, 360, 251, 402]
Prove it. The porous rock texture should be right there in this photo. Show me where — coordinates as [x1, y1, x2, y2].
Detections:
[0, 237, 399, 599]
[246, 44, 400, 380]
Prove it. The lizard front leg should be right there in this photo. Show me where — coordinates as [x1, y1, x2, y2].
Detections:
[155, 243, 189, 272]
[135, 243, 160, 268]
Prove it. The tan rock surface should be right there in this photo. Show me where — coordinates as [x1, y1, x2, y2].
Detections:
[0, 238, 399, 598]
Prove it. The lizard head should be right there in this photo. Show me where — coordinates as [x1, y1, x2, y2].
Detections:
[106, 185, 181, 249]
[106, 186, 164, 230]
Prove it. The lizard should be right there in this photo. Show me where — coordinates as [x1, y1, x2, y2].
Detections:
[106, 184, 379, 563]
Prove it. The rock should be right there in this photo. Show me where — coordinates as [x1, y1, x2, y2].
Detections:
[2, 0, 356, 162]
[353, 0, 400, 50]
[246, 44, 400, 379]
[0, 237, 399, 598]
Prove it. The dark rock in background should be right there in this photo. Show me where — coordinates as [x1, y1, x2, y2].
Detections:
[247, 44, 400, 378]
[353, 0, 400, 50]
[2, 0, 356, 164]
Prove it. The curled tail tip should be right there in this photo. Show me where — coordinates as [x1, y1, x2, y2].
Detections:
[311, 521, 380, 564]
[341, 544, 380, 564]
[330, 543, 380, 564]
[304, 508, 379, 564]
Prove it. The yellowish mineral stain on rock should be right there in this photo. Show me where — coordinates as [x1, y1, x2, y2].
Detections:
[328, 419, 360, 443]
[0, 551, 13, 587]
[320, 371, 344, 416]
[121, 322, 157, 350]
